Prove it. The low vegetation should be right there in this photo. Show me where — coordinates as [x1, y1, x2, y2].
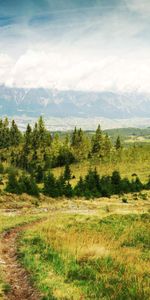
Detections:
[19, 212, 150, 299]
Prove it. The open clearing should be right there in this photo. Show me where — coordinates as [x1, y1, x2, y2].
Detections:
[0, 192, 150, 300]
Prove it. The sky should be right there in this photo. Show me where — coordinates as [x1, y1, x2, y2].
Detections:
[0, 0, 150, 93]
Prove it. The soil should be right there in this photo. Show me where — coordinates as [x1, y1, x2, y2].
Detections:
[1, 223, 41, 300]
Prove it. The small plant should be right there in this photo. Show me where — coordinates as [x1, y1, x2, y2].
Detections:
[2, 283, 11, 294]
[133, 193, 138, 201]
[105, 205, 110, 212]
[139, 193, 147, 200]
[122, 197, 128, 203]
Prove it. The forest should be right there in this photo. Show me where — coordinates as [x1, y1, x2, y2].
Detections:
[0, 117, 150, 199]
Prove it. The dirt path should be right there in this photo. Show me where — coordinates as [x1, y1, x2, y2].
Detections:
[1, 223, 42, 300]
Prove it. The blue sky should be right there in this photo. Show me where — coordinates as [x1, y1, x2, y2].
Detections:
[0, 0, 150, 93]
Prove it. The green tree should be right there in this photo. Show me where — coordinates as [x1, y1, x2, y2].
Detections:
[10, 120, 22, 146]
[64, 182, 73, 198]
[18, 175, 39, 196]
[24, 124, 32, 146]
[43, 172, 57, 197]
[5, 170, 19, 194]
[74, 176, 85, 197]
[0, 118, 10, 148]
[71, 127, 90, 161]
[35, 165, 44, 183]
[64, 164, 72, 181]
[115, 136, 122, 150]
[91, 125, 104, 158]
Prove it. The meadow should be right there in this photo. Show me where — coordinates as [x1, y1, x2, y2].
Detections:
[19, 206, 150, 299]
[0, 190, 149, 299]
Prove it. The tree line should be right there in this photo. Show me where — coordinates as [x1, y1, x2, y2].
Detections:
[5, 165, 150, 198]
[0, 117, 122, 175]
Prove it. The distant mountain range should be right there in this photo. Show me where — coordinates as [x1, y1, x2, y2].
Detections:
[0, 85, 150, 120]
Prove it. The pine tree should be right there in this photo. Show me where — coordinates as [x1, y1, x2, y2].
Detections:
[0, 118, 10, 148]
[71, 127, 78, 147]
[103, 134, 112, 158]
[74, 176, 85, 197]
[71, 127, 90, 161]
[18, 175, 39, 196]
[111, 171, 122, 194]
[5, 170, 19, 194]
[56, 174, 66, 197]
[92, 125, 104, 158]
[10, 120, 22, 146]
[64, 181, 73, 198]
[32, 122, 39, 149]
[36, 165, 44, 183]
[115, 136, 122, 150]
[64, 164, 72, 181]
[25, 124, 32, 146]
[43, 172, 57, 197]
[37, 116, 52, 147]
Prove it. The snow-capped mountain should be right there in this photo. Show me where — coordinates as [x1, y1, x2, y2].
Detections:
[0, 85, 150, 119]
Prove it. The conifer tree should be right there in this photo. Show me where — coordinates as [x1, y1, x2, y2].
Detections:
[18, 175, 39, 196]
[36, 165, 44, 183]
[92, 124, 103, 157]
[115, 136, 122, 150]
[0, 118, 10, 148]
[71, 127, 78, 146]
[74, 176, 85, 197]
[5, 170, 19, 194]
[103, 134, 112, 158]
[71, 127, 90, 160]
[64, 164, 72, 181]
[64, 181, 73, 198]
[56, 174, 66, 197]
[25, 124, 32, 146]
[43, 172, 57, 197]
[10, 120, 22, 146]
[32, 122, 39, 149]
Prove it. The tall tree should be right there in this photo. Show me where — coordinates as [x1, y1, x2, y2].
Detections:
[10, 120, 22, 146]
[115, 136, 122, 150]
[91, 125, 104, 158]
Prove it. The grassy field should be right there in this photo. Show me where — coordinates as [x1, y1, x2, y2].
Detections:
[0, 191, 150, 300]
[53, 155, 150, 185]
[18, 194, 150, 300]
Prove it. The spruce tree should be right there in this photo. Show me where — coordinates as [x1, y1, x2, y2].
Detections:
[64, 164, 72, 181]
[5, 170, 19, 194]
[25, 124, 32, 146]
[92, 124, 103, 158]
[43, 172, 57, 197]
[115, 136, 122, 150]
[64, 181, 73, 198]
[10, 120, 22, 146]
[74, 176, 85, 197]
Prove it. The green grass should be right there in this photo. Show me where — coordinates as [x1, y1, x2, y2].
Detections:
[52, 145, 150, 185]
[19, 213, 150, 300]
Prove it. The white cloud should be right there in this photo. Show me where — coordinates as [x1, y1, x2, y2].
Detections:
[0, 53, 14, 85]
[2, 48, 150, 94]
[125, 0, 150, 17]
[1, 1, 150, 95]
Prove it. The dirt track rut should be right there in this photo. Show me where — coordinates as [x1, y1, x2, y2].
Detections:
[1, 224, 41, 300]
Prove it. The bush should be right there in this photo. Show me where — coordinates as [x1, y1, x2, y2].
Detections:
[122, 198, 128, 203]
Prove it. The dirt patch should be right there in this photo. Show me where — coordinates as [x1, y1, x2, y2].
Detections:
[1, 224, 41, 300]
